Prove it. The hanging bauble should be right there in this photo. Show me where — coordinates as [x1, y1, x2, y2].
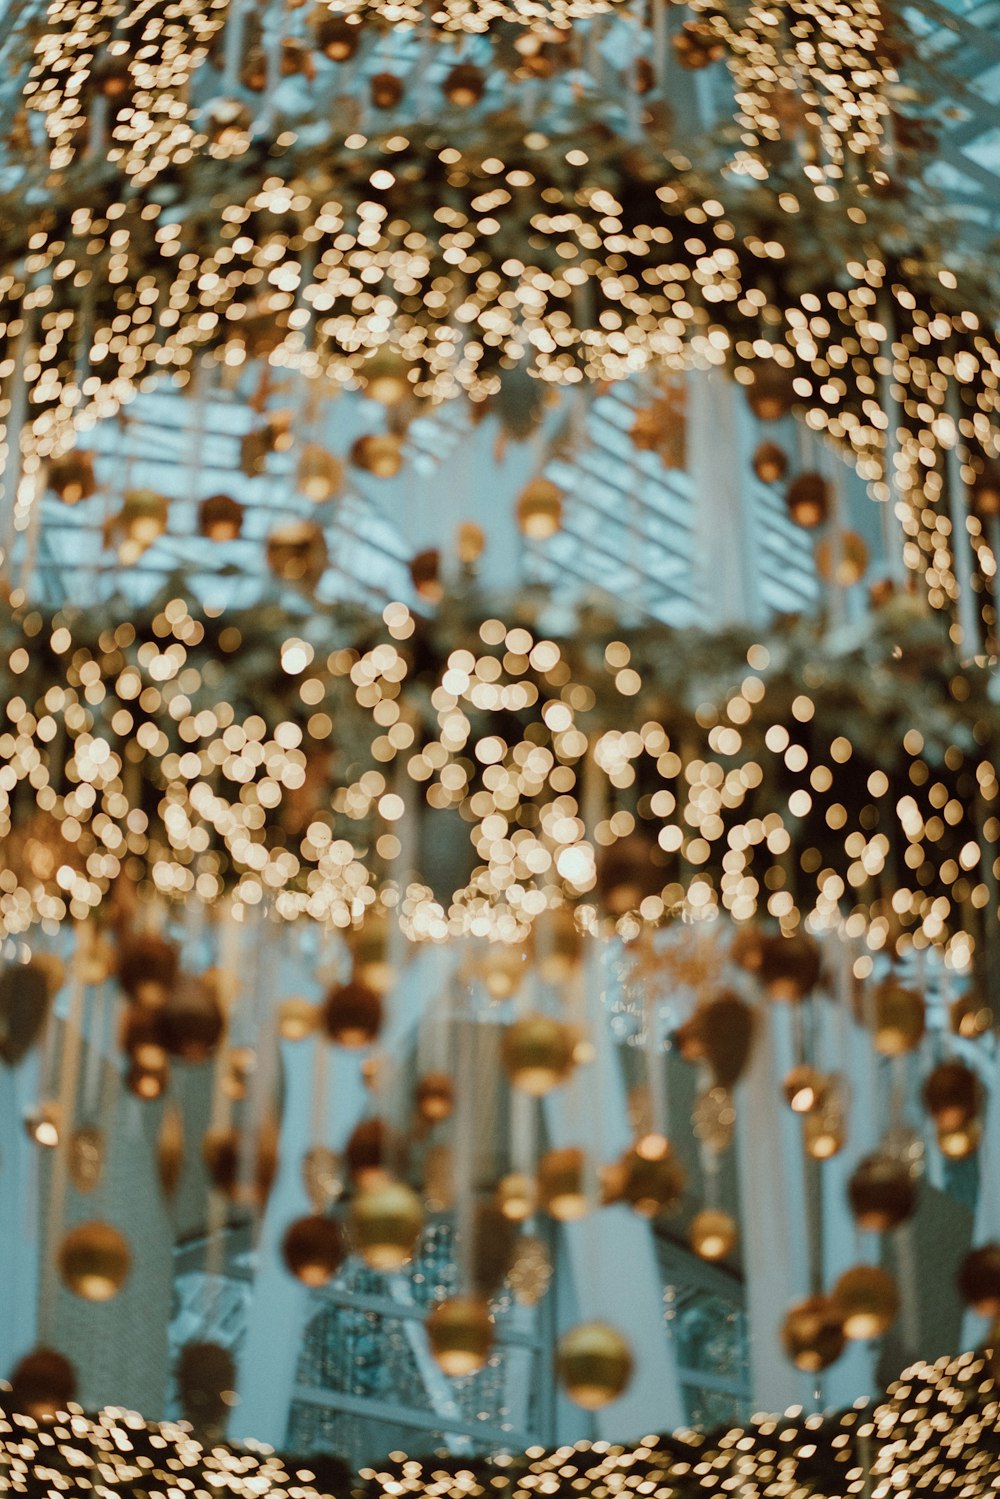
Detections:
[537, 906, 582, 984]
[497, 1171, 537, 1222]
[698, 991, 756, 1089]
[157, 1102, 184, 1198]
[410, 548, 443, 604]
[672, 19, 726, 69]
[847, 1153, 917, 1232]
[58, 1221, 131, 1302]
[617, 1141, 685, 1218]
[782, 1064, 827, 1114]
[93, 52, 132, 99]
[303, 1145, 345, 1213]
[745, 364, 796, 421]
[804, 1101, 846, 1161]
[266, 520, 328, 589]
[48, 450, 96, 505]
[296, 443, 344, 503]
[443, 63, 486, 106]
[8, 1347, 77, 1420]
[781, 1295, 845, 1372]
[479, 942, 525, 1000]
[507, 1235, 553, 1306]
[516, 478, 563, 540]
[950, 990, 991, 1040]
[350, 1180, 423, 1269]
[690, 1209, 739, 1262]
[456, 521, 486, 565]
[415, 1072, 454, 1124]
[556, 1322, 634, 1409]
[121, 1005, 169, 1071]
[121, 489, 169, 547]
[350, 433, 404, 478]
[126, 1058, 169, 1100]
[241, 45, 268, 91]
[202, 1127, 240, 1197]
[280, 37, 310, 76]
[501, 1014, 574, 1096]
[957, 1243, 1000, 1318]
[117, 934, 179, 1008]
[24, 1101, 60, 1147]
[759, 933, 821, 1001]
[159, 977, 225, 1063]
[199, 493, 244, 541]
[873, 981, 925, 1056]
[204, 98, 252, 150]
[345, 1117, 405, 1187]
[278, 997, 319, 1041]
[315, 14, 360, 60]
[937, 1118, 982, 1159]
[785, 473, 830, 529]
[361, 350, 412, 406]
[281, 1215, 347, 1286]
[426, 1297, 494, 1375]
[176, 1341, 236, 1432]
[634, 56, 655, 95]
[69, 1124, 105, 1194]
[923, 1059, 982, 1132]
[816, 530, 869, 587]
[692, 1086, 736, 1154]
[972, 461, 1000, 518]
[538, 1146, 588, 1220]
[323, 978, 383, 1048]
[752, 442, 789, 485]
[595, 829, 664, 915]
[370, 71, 405, 109]
[348, 912, 395, 996]
[831, 1265, 899, 1340]
[0, 960, 53, 1066]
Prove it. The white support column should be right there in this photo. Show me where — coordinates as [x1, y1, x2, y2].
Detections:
[0, 1056, 42, 1373]
[689, 370, 767, 630]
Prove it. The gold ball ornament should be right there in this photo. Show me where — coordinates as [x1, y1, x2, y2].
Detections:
[323, 979, 383, 1048]
[281, 1215, 347, 1286]
[160, 977, 225, 1063]
[121, 488, 169, 547]
[361, 349, 412, 405]
[278, 997, 319, 1041]
[426, 1297, 494, 1376]
[501, 1013, 575, 1095]
[370, 71, 405, 109]
[176, 1341, 236, 1433]
[443, 63, 485, 105]
[456, 521, 486, 565]
[752, 441, 789, 484]
[126, 1058, 169, 1101]
[760, 932, 822, 1001]
[815, 530, 869, 587]
[24, 1101, 60, 1148]
[58, 1221, 131, 1302]
[296, 443, 343, 503]
[950, 990, 991, 1040]
[199, 493, 244, 541]
[415, 1072, 455, 1124]
[117, 934, 179, 1008]
[847, 1153, 917, 1232]
[315, 14, 360, 60]
[345, 1116, 402, 1187]
[938, 1118, 982, 1159]
[537, 906, 582, 983]
[410, 547, 443, 604]
[266, 520, 328, 589]
[831, 1265, 899, 1340]
[785, 472, 830, 529]
[497, 1171, 537, 1222]
[958, 1243, 1000, 1318]
[746, 363, 796, 421]
[923, 1059, 982, 1132]
[782, 1064, 827, 1115]
[350, 1180, 423, 1270]
[804, 1107, 846, 1161]
[479, 941, 525, 1000]
[618, 1141, 685, 1218]
[48, 450, 95, 505]
[350, 432, 404, 478]
[202, 1127, 240, 1197]
[538, 1146, 588, 1220]
[8, 1347, 77, 1420]
[348, 912, 395, 996]
[516, 478, 563, 540]
[690, 1209, 739, 1262]
[873, 981, 925, 1056]
[781, 1295, 845, 1372]
[556, 1322, 634, 1409]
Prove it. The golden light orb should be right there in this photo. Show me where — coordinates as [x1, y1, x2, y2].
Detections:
[831, 1265, 899, 1340]
[556, 1322, 634, 1409]
[501, 1013, 575, 1096]
[58, 1221, 131, 1302]
[350, 1180, 423, 1270]
[781, 1294, 845, 1372]
[690, 1208, 739, 1262]
[426, 1297, 494, 1376]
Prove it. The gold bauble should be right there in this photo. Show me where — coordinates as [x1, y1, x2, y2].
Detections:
[815, 530, 869, 587]
[323, 979, 383, 1048]
[847, 1153, 916, 1232]
[938, 1119, 982, 1159]
[537, 906, 582, 983]
[752, 441, 788, 484]
[873, 981, 925, 1056]
[370, 71, 405, 109]
[278, 997, 318, 1041]
[426, 1297, 494, 1376]
[58, 1221, 131, 1302]
[296, 443, 343, 503]
[831, 1265, 898, 1340]
[8, 1346, 77, 1420]
[781, 1295, 845, 1372]
[281, 1215, 347, 1286]
[618, 1141, 685, 1218]
[950, 990, 991, 1040]
[804, 1108, 845, 1161]
[199, 493, 244, 541]
[595, 828, 663, 916]
[361, 350, 411, 405]
[415, 1072, 455, 1123]
[410, 547, 443, 604]
[350, 433, 403, 478]
[760, 932, 821, 1001]
[24, 1101, 60, 1148]
[126, 1059, 169, 1100]
[160, 977, 225, 1063]
[48, 450, 95, 505]
[556, 1322, 634, 1409]
[266, 520, 328, 589]
[315, 14, 360, 60]
[121, 1004, 168, 1071]
[443, 63, 485, 105]
[538, 1146, 588, 1220]
[745, 363, 796, 421]
[350, 1180, 423, 1269]
[958, 1243, 1000, 1318]
[479, 942, 524, 1000]
[345, 1116, 402, 1187]
[117, 934, 179, 1008]
[456, 521, 486, 565]
[972, 462, 1000, 518]
[497, 1171, 537, 1222]
[923, 1059, 981, 1132]
[121, 488, 169, 546]
[501, 1014, 575, 1096]
[516, 478, 563, 540]
[785, 472, 829, 529]
[690, 1208, 739, 1262]
[782, 1064, 827, 1115]
[699, 990, 756, 1090]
